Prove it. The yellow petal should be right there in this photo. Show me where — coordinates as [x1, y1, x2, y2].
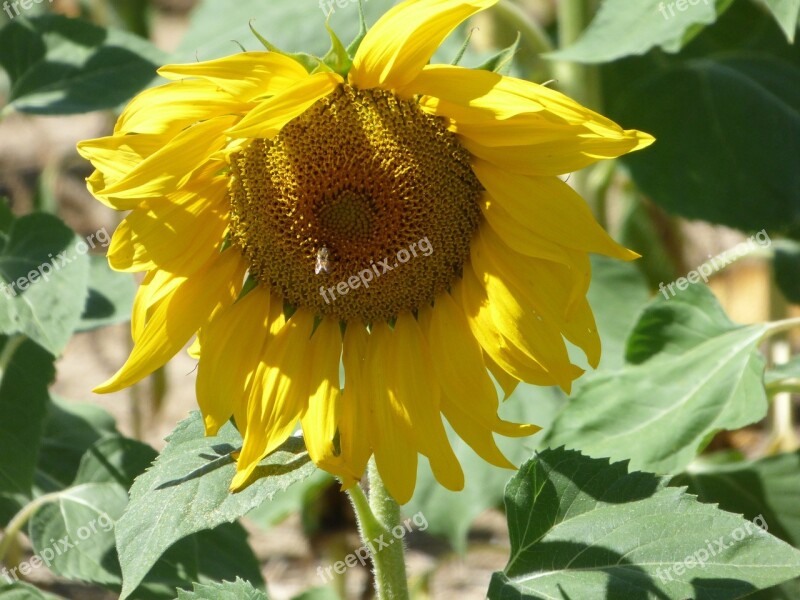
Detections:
[407, 65, 653, 174]
[350, 0, 497, 90]
[99, 115, 237, 200]
[424, 295, 538, 469]
[475, 227, 601, 369]
[94, 250, 247, 393]
[196, 286, 271, 436]
[366, 322, 418, 504]
[472, 158, 638, 261]
[483, 351, 519, 399]
[301, 318, 365, 485]
[226, 72, 343, 139]
[115, 79, 252, 136]
[470, 234, 582, 392]
[393, 312, 464, 493]
[231, 308, 316, 491]
[339, 321, 373, 484]
[158, 52, 309, 103]
[456, 267, 573, 389]
[108, 177, 229, 275]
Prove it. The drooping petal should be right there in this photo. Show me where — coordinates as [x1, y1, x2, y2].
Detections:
[365, 322, 418, 504]
[196, 287, 271, 435]
[393, 312, 464, 492]
[350, 0, 497, 90]
[471, 158, 638, 261]
[226, 72, 343, 139]
[339, 321, 373, 484]
[108, 176, 229, 275]
[406, 65, 654, 175]
[301, 317, 362, 484]
[115, 79, 253, 136]
[94, 249, 247, 393]
[475, 227, 601, 369]
[158, 52, 310, 103]
[230, 308, 316, 491]
[423, 294, 538, 469]
[98, 115, 237, 200]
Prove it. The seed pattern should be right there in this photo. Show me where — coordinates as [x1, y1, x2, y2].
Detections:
[229, 84, 483, 322]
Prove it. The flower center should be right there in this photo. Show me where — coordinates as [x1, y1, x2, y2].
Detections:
[228, 84, 483, 322]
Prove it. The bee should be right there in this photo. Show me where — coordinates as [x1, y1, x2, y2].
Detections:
[315, 246, 331, 275]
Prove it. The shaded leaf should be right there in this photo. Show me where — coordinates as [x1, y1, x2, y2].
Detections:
[488, 448, 800, 600]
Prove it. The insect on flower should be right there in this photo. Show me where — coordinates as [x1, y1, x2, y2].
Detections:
[315, 246, 331, 275]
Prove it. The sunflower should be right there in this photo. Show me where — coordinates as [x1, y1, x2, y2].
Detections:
[78, 0, 653, 504]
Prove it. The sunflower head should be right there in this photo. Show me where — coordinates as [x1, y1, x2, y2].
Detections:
[77, 0, 653, 504]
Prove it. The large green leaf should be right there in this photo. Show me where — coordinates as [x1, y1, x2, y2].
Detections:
[0, 338, 54, 525]
[175, 579, 268, 600]
[77, 256, 136, 332]
[0, 213, 90, 355]
[545, 285, 770, 475]
[36, 397, 118, 492]
[673, 452, 800, 547]
[488, 448, 800, 600]
[549, 0, 731, 64]
[0, 15, 167, 114]
[116, 412, 315, 599]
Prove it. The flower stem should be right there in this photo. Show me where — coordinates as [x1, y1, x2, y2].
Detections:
[347, 460, 409, 600]
[0, 492, 62, 565]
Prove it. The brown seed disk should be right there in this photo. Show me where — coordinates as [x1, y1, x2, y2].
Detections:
[228, 83, 483, 322]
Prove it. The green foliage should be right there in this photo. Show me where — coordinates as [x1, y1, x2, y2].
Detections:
[174, 579, 268, 600]
[0, 14, 166, 114]
[488, 448, 800, 600]
[116, 412, 315, 599]
[545, 285, 771, 475]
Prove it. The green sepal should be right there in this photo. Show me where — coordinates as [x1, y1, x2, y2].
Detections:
[477, 31, 521, 74]
[248, 20, 328, 74]
[321, 18, 353, 76]
[451, 27, 477, 65]
[345, 0, 369, 58]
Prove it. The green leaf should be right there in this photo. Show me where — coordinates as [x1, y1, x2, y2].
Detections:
[548, 0, 732, 64]
[0, 582, 62, 599]
[0, 338, 54, 524]
[28, 482, 132, 587]
[37, 397, 118, 491]
[0, 213, 90, 355]
[585, 256, 650, 371]
[116, 412, 315, 599]
[175, 579, 268, 600]
[764, 0, 800, 42]
[545, 285, 770, 475]
[0, 15, 167, 114]
[613, 54, 800, 232]
[77, 256, 136, 332]
[246, 469, 332, 530]
[673, 451, 800, 547]
[488, 447, 800, 600]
